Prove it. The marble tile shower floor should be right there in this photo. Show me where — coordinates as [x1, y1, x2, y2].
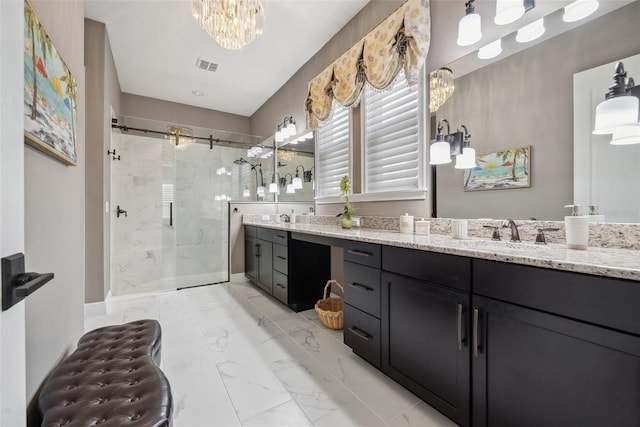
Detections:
[85, 279, 456, 427]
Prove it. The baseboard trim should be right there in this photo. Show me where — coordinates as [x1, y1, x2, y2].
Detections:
[84, 300, 106, 317]
[230, 272, 247, 283]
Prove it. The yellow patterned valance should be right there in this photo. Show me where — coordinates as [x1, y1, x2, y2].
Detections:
[305, 0, 431, 129]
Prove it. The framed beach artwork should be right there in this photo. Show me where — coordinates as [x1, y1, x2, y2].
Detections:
[463, 146, 531, 192]
[24, 1, 77, 166]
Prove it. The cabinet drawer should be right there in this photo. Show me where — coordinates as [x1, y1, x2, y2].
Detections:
[382, 246, 470, 291]
[344, 303, 381, 368]
[273, 270, 288, 304]
[474, 259, 640, 335]
[271, 229, 289, 246]
[245, 225, 257, 237]
[273, 243, 288, 274]
[257, 226, 272, 241]
[344, 262, 381, 318]
[344, 241, 381, 268]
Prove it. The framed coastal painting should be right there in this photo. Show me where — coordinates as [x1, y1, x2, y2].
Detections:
[463, 146, 531, 192]
[24, 1, 77, 166]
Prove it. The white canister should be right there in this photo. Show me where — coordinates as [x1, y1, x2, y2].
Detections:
[451, 219, 468, 239]
[415, 219, 430, 235]
[399, 213, 414, 234]
[565, 216, 589, 249]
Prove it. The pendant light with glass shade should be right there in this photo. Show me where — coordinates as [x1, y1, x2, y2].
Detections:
[429, 119, 453, 165]
[457, 0, 482, 47]
[292, 165, 305, 189]
[563, 0, 599, 23]
[269, 173, 279, 193]
[515, 18, 545, 43]
[478, 39, 502, 59]
[593, 62, 640, 138]
[494, 0, 525, 25]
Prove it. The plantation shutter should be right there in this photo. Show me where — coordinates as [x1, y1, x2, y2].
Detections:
[317, 106, 350, 197]
[363, 71, 421, 193]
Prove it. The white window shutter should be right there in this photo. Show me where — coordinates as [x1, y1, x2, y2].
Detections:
[317, 105, 350, 197]
[363, 71, 423, 193]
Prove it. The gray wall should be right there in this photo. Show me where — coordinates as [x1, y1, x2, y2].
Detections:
[85, 18, 121, 303]
[121, 93, 252, 135]
[25, 0, 86, 402]
[436, 3, 640, 220]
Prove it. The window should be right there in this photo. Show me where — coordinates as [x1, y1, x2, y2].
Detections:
[316, 104, 350, 197]
[362, 70, 424, 194]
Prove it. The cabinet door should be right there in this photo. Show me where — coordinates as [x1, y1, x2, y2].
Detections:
[256, 239, 273, 294]
[244, 236, 257, 283]
[381, 272, 470, 427]
[472, 295, 640, 427]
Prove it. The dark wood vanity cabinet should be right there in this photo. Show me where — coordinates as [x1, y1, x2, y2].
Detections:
[343, 241, 382, 368]
[381, 247, 471, 427]
[472, 259, 640, 427]
[244, 225, 330, 312]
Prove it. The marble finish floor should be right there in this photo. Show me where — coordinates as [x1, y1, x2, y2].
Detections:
[85, 279, 456, 427]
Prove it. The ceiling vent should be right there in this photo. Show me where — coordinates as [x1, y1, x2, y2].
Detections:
[196, 57, 218, 72]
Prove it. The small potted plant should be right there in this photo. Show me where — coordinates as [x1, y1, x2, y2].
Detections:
[337, 175, 354, 229]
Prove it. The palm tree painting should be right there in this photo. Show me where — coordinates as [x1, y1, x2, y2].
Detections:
[24, 1, 77, 166]
[463, 146, 531, 191]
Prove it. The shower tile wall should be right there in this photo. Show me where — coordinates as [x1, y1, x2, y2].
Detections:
[111, 133, 231, 296]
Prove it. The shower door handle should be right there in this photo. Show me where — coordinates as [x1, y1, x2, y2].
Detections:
[169, 202, 173, 227]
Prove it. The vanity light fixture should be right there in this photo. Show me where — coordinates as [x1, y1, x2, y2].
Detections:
[494, 0, 533, 26]
[429, 119, 453, 165]
[275, 125, 285, 142]
[593, 62, 640, 143]
[454, 125, 477, 169]
[478, 39, 503, 59]
[429, 120, 477, 169]
[457, 0, 482, 47]
[269, 173, 280, 193]
[562, 0, 599, 23]
[516, 18, 545, 43]
[292, 165, 305, 189]
[285, 117, 297, 137]
[281, 173, 296, 193]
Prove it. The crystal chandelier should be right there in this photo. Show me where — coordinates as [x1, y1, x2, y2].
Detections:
[166, 126, 194, 150]
[429, 68, 455, 113]
[191, 0, 265, 50]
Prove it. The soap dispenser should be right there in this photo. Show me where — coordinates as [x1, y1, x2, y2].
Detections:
[564, 204, 589, 250]
[588, 205, 606, 223]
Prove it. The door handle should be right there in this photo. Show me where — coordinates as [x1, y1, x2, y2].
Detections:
[473, 308, 480, 358]
[347, 249, 372, 257]
[256, 244, 261, 258]
[348, 282, 373, 291]
[116, 205, 127, 218]
[348, 326, 371, 341]
[169, 202, 173, 226]
[457, 303, 464, 351]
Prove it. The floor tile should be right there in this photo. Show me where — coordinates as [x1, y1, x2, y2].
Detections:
[313, 397, 387, 427]
[388, 401, 459, 427]
[241, 399, 312, 427]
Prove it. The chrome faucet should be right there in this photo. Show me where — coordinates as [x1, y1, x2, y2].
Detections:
[502, 219, 520, 242]
[280, 214, 290, 223]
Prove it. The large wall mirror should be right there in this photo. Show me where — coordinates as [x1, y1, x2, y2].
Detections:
[432, 0, 639, 222]
[275, 132, 315, 202]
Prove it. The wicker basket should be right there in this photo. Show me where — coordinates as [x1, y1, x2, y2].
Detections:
[315, 280, 344, 330]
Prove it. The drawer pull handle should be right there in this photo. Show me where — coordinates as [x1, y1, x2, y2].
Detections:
[348, 282, 373, 292]
[347, 249, 372, 257]
[349, 326, 371, 341]
[276, 283, 285, 289]
[473, 308, 480, 358]
[276, 256, 286, 260]
[457, 303, 464, 351]
[275, 234, 286, 239]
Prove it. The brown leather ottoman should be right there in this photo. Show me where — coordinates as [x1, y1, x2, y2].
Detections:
[38, 319, 173, 426]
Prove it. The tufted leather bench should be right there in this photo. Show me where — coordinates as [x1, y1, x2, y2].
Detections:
[38, 319, 173, 426]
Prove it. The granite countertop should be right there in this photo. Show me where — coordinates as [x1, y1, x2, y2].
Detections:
[243, 220, 640, 282]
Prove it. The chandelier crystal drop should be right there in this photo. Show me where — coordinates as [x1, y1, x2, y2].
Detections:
[191, 0, 265, 50]
[429, 68, 455, 113]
